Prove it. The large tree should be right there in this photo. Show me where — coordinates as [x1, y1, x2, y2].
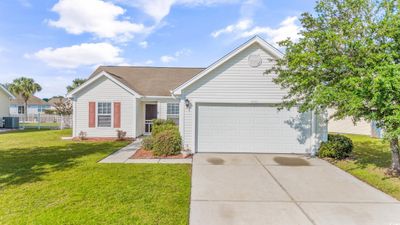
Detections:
[66, 78, 87, 93]
[8, 77, 42, 120]
[267, 0, 400, 174]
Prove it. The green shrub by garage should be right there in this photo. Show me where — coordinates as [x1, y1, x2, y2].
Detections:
[318, 134, 353, 159]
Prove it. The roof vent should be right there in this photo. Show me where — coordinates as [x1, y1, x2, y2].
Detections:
[248, 54, 262, 67]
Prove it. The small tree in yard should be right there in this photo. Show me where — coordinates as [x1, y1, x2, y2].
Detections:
[53, 98, 72, 129]
[267, 0, 400, 174]
[8, 77, 42, 121]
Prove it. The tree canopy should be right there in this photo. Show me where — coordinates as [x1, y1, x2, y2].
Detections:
[268, 0, 400, 173]
[67, 78, 87, 93]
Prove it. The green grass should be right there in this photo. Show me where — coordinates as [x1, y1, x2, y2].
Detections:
[0, 129, 191, 224]
[332, 134, 400, 200]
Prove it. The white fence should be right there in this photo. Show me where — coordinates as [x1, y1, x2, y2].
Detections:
[10, 114, 72, 129]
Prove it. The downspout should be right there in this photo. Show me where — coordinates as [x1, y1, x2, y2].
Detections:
[310, 110, 317, 156]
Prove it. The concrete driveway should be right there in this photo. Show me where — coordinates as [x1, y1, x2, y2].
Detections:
[190, 154, 400, 225]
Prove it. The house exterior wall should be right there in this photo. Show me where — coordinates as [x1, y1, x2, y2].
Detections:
[0, 89, 10, 127]
[73, 76, 136, 138]
[327, 109, 372, 136]
[180, 43, 326, 152]
[10, 104, 51, 115]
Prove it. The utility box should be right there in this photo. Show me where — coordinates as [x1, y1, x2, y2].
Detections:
[3, 117, 19, 129]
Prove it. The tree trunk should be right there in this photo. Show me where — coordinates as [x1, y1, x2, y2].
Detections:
[390, 137, 400, 174]
[24, 101, 28, 122]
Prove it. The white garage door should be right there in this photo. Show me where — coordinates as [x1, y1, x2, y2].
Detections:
[196, 103, 311, 153]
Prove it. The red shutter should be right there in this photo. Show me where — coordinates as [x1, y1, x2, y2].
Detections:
[89, 102, 96, 128]
[114, 102, 121, 128]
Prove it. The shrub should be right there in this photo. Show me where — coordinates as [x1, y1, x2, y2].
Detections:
[152, 129, 182, 156]
[152, 123, 178, 137]
[152, 119, 176, 126]
[78, 131, 87, 140]
[116, 130, 127, 140]
[318, 134, 353, 159]
[142, 136, 154, 150]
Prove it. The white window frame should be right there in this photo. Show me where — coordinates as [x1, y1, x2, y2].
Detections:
[96, 102, 113, 128]
[167, 103, 179, 117]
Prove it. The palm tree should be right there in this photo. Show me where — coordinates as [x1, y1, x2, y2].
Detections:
[8, 77, 42, 120]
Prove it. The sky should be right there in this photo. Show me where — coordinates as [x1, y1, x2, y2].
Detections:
[0, 0, 315, 98]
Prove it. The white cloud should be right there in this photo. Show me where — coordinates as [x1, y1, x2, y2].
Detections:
[240, 16, 301, 43]
[49, 0, 149, 42]
[139, 41, 148, 48]
[160, 55, 176, 63]
[212, 16, 301, 44]
[27, 43, 124, 69]
[144, 60, 153, 65]
[160, 48, 191, 63]
[211, 19, 252, 38]
[117, 0, 238, 22]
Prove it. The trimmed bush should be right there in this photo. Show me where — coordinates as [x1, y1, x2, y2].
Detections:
[152, 119, 175, 127]
[152, 129, 182, 156]
[318, 134, 353, 159]
[152, 119, 179, 137]
[142, 136, 154, 150]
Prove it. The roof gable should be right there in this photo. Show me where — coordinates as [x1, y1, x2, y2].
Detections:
[0, 85, 15, 99]
[172, 36, 283, 95]
[68, 67, 204, 97]
[67, 71, 142, 98]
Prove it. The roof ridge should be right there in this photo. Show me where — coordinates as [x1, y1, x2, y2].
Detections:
[98, 65, 206, 69]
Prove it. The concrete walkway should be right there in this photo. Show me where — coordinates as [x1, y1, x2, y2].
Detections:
[99, 138, 143, 163]
[99, 138, 192, 164]
[190, 153, 400, 225]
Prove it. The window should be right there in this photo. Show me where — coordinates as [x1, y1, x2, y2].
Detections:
[18, 106, 24, 114]
[167, 103, 179, 116]
[167, 103, 179, 125]
[97, 102, 112, 127]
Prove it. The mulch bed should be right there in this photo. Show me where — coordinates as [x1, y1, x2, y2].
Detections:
[72, 137, 134, 142]
[131, 148, 192, 159]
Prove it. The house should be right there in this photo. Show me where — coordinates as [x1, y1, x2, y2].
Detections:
[10, 95, 52, 115]
[68, 36, 327, 154]
[0, 85, 15, 127]
[328, 109, 383, 138]
[47, 97, 67, 110]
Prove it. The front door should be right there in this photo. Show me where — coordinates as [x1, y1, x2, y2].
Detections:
[145, 104, 157, 134]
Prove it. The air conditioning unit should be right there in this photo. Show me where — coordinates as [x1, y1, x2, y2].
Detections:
[3, 117, 19, 129]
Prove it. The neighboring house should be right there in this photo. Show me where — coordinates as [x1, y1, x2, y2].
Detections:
[48, 97, 66, 110]
[0, 85, 15, 127]
[68, 36, 327, 154]
[328, 109, 383, 138]
[10, 95, 51, 115]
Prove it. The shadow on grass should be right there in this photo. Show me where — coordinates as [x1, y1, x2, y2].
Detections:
[343, 135, 392, 170]
[0, 141, 125, 188]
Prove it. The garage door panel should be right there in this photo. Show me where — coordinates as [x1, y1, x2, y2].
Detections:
[196, 104, 311, 153]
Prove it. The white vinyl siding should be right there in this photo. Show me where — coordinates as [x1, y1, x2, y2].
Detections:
[183, 43, 287, 102]
[328, 109, 371, 136]
[0, 89, 10, 127]
[181, 43, 324, 153]
[74, 76, 136, 138]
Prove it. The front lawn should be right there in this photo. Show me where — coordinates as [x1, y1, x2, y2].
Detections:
[333, 134, 400, 200]
[0, 129, 191, 224]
